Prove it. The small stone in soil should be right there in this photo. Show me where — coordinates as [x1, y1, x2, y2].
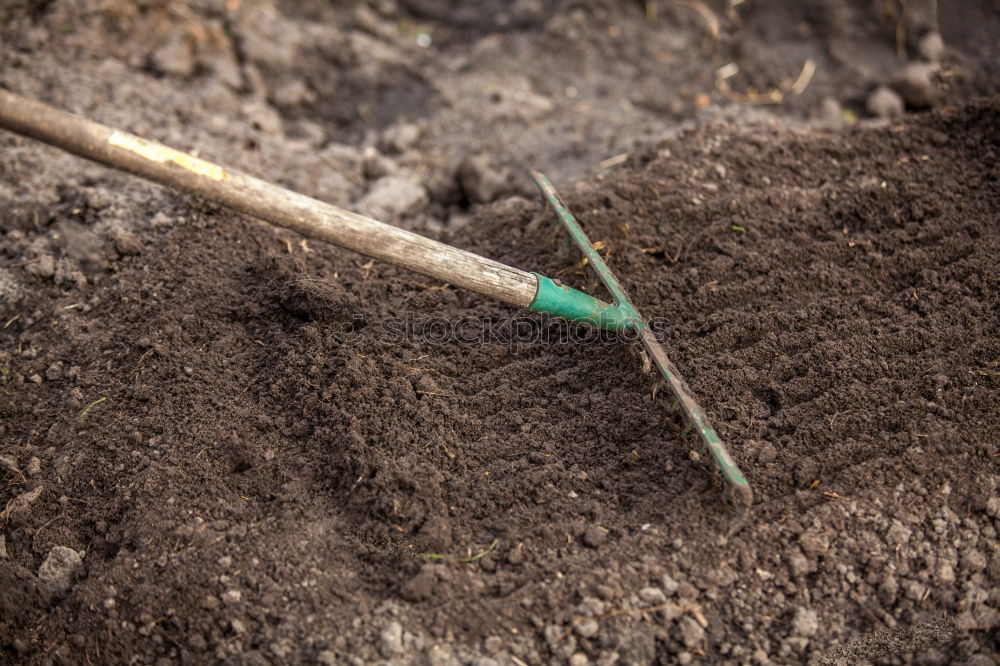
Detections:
[867, 86, 904, 119]
[798, 529, 829, 557]
[893, 63, 938, 109]
[457, 154, 509, 204]
[402, 566, 437, 602]
[361, 146, 399, 180]
[786, 546, 814, 577]
[272, 79, 315, 108]
[575, 618, 599, 638]
[661, 574, 680, 595]
[639, 587, 667, 604]
[38, 545, 84, 595]
[819, 98, 843, 127]
[483, 636, 503, 654]
[4, 485, 43, 526]
[886, 521, 912, 545]
[28, 254, 56, 279]
[791, 607, 819, 637]
[242, 100, 283, 135]
[45, 361, 63, 380]
[150, 36, 195, 78]
[596, 651, 620, 666]
[380, 621, 404, 656]
[0, 455, 17, 473]
[381, 123, 421, 154]
[417, 515, 453, 552]
[918, 32, 945, 63]
[583, 526, 607, 548]
[358, 175, 428, 220]
[678, 615, 704, 648]
[110, 229, 143, 256]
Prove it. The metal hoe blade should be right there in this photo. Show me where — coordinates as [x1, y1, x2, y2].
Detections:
[532, 172, 753, 525]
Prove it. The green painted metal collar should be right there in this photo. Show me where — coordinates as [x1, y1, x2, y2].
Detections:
[528, 273, 641, 331]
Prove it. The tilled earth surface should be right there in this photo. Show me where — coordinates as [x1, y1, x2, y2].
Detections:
[1, 1, 999, 665]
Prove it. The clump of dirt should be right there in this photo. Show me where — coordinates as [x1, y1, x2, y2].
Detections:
[1, 1, 999, 665]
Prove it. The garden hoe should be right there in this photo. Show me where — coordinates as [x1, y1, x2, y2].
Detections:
[0, 90, 752, 527]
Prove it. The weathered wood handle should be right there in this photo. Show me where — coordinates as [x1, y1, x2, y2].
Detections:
[0, 89, 539, 308]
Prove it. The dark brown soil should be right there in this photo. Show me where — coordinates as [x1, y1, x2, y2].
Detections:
[1, 2, 999, 665]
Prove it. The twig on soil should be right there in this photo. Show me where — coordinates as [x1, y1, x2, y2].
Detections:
[716, 58, 816, 105]
[4, 258, 39, 268]
[672, 0, 720, 53]
[593, 153, 629, 171]
[556, 260, 587, 277]
[788, 59, 817, 96]
[725, 0, 746, 26]
[716, 63, 783, 105]
[895, 0, 908, 60]
[457, 538, 499, 562]
[1, 486, 44, 525]
[424, 537, 499, 563]
[79, 396, 106, 416]
[0, 456, 27, 484]
[131, 354, 155, 383]
[32, 513, 63, 540]
[639, 349, 652, 375]
[668, 227, 709, 265]
[358, 259, 375, 304]
[645, 0, 658, 24]
[2, 314, 20, 328]
[135, 348, 156, 368]
[413, 282, 451, 292]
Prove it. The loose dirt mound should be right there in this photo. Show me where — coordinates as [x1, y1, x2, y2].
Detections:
[1, 1, 999, 665]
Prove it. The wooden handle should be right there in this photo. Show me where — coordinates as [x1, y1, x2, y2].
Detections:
[0, 89, 539, 309]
